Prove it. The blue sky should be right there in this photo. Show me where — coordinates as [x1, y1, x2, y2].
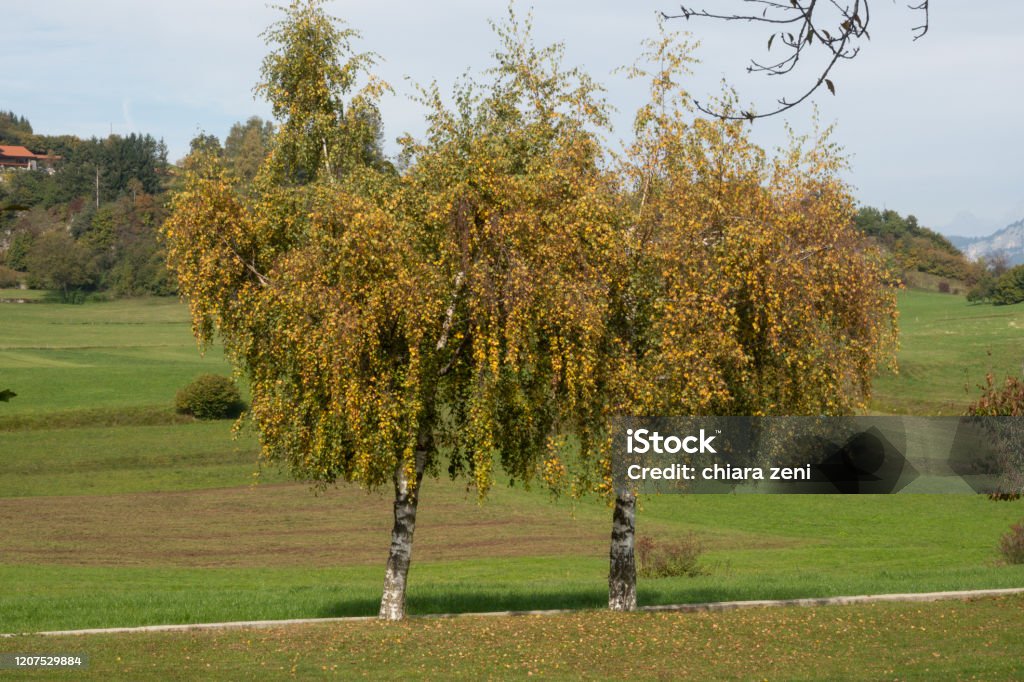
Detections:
[5, 1, 1023, 236]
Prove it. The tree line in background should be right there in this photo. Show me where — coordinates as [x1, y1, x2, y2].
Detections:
[967, 258, 1024, 306]
[0, 113, 276, 300]
[854, 207, 981, 285]
[2, 111, 1016, 307]
[852, 206, 1024, 305]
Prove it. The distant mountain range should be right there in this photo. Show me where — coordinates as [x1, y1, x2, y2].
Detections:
[948, 218, 1024, 265]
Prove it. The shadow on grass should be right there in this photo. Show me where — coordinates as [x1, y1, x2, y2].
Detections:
[316, 589, 608, 619]
[637, 579, 939, 606]
[315, 584, 823, 618]
[316, 580, 942, 620]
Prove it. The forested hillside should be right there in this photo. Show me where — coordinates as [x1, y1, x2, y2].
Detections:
[0, 114, 276, 300]
[853, 206, 982, 287]
[0, 110, 1002, 304]
[0, 113, 172, 298]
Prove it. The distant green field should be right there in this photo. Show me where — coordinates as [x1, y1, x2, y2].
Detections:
[0, 297, 238, 418]
[870, 289, 1024, 415]
[0, 288, 49, 301]
[0, 422, 269, 497]
[1, 293, 1022, 646]
[4, 290, 1018, 421]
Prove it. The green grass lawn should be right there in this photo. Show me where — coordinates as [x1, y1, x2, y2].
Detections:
[0, 297, 237, 417]
[870, 289, 1024, 414]
[0, 422, 270, 497]
[1, 293, 1023, 679]
[0, 288, 49, 301]
[2, 447, 1022, 632]
[4, 597, 1022, 680]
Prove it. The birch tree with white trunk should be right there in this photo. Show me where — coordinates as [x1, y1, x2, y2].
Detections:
[164, 2, 624, 621]
[603, 24, 898, 610]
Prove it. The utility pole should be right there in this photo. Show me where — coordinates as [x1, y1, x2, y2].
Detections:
[95, 165, 100, 209]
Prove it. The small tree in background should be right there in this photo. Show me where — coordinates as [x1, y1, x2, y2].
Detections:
[25, 230, 97, 302]
[991, 265, 1024, 306]
[0, 265, 20, 288]
[967, 255, 1011, 303]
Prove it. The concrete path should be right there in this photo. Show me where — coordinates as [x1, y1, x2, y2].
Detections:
[5, 587, 1023, 638]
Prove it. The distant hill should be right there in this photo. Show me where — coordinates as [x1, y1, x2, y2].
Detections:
[948, 218, 1024, 266]
[853, 207, 980, 286]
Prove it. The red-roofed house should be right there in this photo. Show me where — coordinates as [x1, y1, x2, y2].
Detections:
[0, 145, 61, 172]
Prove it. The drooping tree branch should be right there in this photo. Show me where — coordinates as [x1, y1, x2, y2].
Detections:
[663, 1, 929, 121]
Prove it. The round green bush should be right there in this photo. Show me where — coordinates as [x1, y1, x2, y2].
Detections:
[175, 374, 244, 419]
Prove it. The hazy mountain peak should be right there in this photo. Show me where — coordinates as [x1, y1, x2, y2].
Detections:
[951, 218, 1024, 265]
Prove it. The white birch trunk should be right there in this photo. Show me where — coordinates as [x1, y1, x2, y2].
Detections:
[378, 418, 431, 621]
[378, 288, 452, 620]
[608, 490, 637, 611]
[378, 450, 426, 620]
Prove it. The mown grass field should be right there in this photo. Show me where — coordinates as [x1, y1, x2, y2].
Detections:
[1, 289, 1023, 678]
[0, 296, 242, 417]
[2, 474, 1021, 633]
[870, 289, 1024, 414]
[6, 597, 1024, 680]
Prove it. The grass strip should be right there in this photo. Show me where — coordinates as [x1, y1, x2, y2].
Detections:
[2, 596, 1021, 680]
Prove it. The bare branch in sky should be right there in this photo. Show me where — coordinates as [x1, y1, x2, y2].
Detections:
[663, 1, 930, 121]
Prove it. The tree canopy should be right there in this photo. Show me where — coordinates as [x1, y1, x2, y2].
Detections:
[600, 26, 898, 609]
[164, 1, 899, 620]
[256, 1, 389, 182]
[165, 3, 627, 618]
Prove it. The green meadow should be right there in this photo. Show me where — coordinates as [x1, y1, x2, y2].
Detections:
[870, 289, 1024, 414]
[6, 597, 1024, 680]
[1, 289, 1022, 677]
[0, 295, 238, 418]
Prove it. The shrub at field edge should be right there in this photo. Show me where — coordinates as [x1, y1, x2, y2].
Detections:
[174, 374, 245, 420]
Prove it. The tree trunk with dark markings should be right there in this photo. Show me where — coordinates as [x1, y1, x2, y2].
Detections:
[379, 409, 434, 621]
[608, 490, 637, 611]
[379, 449, 425, 620]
